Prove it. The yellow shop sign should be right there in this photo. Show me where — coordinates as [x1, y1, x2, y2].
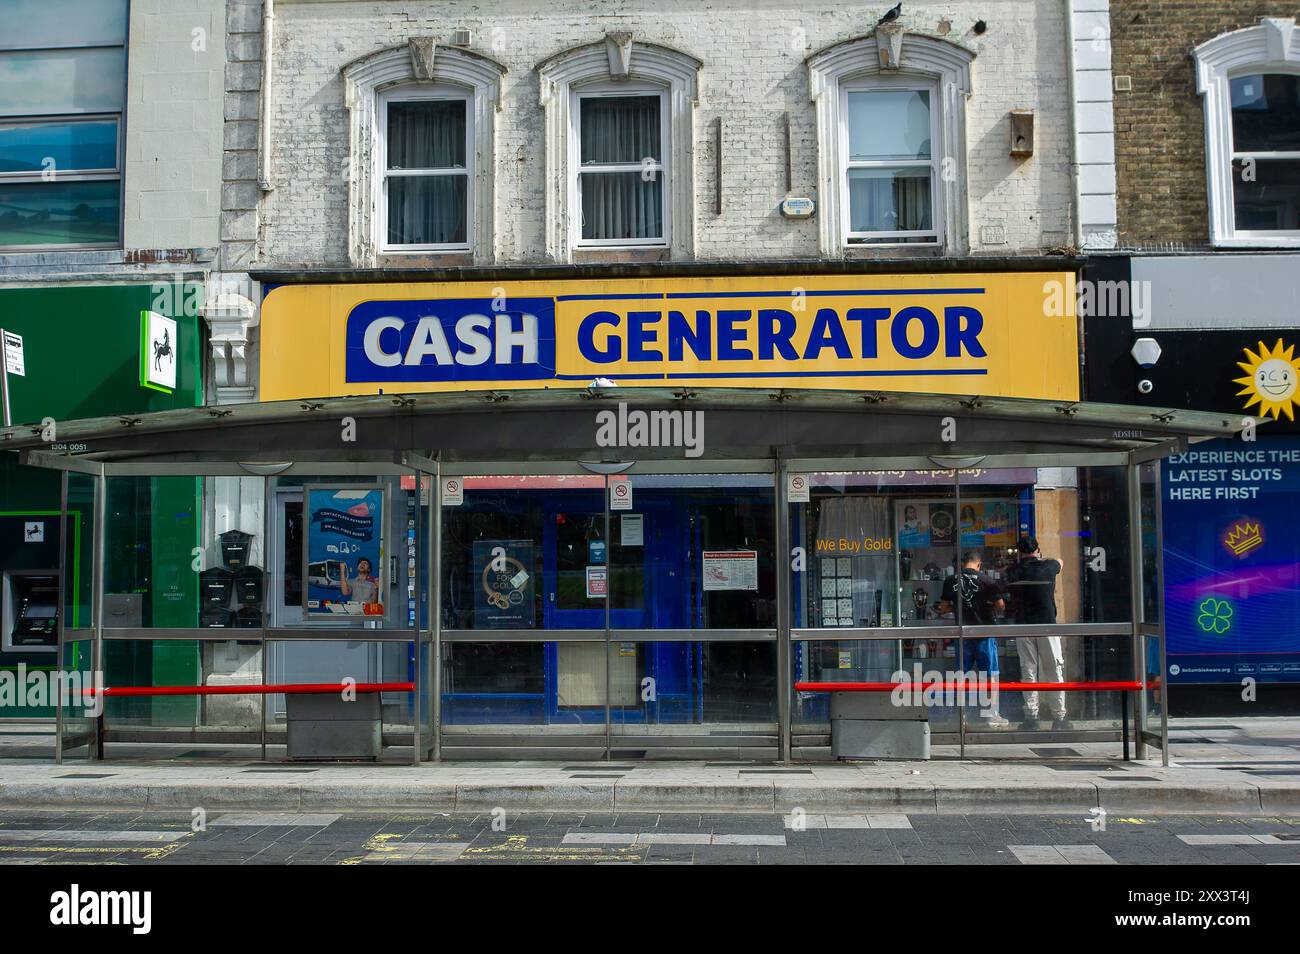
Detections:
[259, 273, 1079, 401]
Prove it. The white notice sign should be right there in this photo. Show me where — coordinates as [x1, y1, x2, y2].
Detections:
[702, 550, 758, 591]
[2, 330, 24, 377]
[621, 514, 644, 546]
[787, 473, 809, 502]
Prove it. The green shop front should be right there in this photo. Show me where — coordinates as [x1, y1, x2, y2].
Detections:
[0, 283, 201, 724]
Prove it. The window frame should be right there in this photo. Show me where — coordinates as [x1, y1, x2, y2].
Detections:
[1225, 68, 1300, 241]
[806, 32, 973, 257]
[376, 85, 474, 255]
[569, 81, 671, 250]
[838, 76, 942, 247]
[1194, 18, 1300, 248]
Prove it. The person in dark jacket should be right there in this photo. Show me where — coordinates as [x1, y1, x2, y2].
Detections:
[938, 550, 1008, 726]
[1006, 534, 1068, 730]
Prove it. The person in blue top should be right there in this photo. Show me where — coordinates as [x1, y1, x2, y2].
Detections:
[938, 550, 1008, 726]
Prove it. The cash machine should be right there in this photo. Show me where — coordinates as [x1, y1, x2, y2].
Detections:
[0, 513, 63, 717]
[2, 572, 58, 652]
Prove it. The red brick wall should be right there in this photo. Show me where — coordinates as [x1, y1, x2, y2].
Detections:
[1109, 2, 1300, 247]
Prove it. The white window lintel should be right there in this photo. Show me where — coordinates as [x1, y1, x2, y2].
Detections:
[342, 41, 505, 265]
[807, 32, 974, 256]
[1193, 18, 1300, 247]
[538, 38, 701, 261]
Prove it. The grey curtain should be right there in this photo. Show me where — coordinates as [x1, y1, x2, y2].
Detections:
[848, 173, 932, 234]
[387, 100, 467, 245]
[579, 95, 663, 240]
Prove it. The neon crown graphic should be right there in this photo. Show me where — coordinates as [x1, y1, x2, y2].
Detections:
[1222, 520, 1263, 558]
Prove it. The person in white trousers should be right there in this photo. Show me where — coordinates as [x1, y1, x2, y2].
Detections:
[1006, 535, 1068, 730]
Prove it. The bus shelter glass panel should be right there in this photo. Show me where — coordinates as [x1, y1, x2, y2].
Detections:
[99, 474, 260, 732]
[607, 473, 776, 733]
[608, 474, 777, 630]
[441, 476, 604, 632]
[59, 638, 97, 758]
[791, 468, 959, 735]
[100, 638, 265, 733]
[267, 474, 417, 632]
[949, 634, 1133, 736]
[1139, 462, 1161, 628]
[1139, 461, 1164, 737]
[57, 472, 97, 754]
[265, 472, 427, 755]
[949, 465, 1133, 626]
[441, 639, 631, 752]
[440, 475, 605, 735]
[263, 638, 417, 756]
[606, 640, 778, 729]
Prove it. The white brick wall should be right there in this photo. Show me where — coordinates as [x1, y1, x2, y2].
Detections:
[257, 0, 1077, 266]
[123, 0, 226, 252]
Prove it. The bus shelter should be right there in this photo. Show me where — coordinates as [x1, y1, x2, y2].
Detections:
[3, 386, 1246, 765]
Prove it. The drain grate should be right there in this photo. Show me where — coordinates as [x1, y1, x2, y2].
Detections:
[1049, 763, 1123, 772]
[1030, 747, 1082, 758]
[1244, 769, 1300, 777]
[1099, 775, 1163, 782]
[738, 768, 814, 775]
[241, 768, 317, 773]
[562, 765, 636, 771]
[55, 773, 116, 779]
[568, 774, 626, 779]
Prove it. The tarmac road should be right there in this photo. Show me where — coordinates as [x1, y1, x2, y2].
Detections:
[0, 809, 1297, 865]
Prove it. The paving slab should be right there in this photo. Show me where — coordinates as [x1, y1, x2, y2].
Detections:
[0, 715, 1297, 815]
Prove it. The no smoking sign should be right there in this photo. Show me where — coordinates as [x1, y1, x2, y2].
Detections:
[610, 480, 632, 511]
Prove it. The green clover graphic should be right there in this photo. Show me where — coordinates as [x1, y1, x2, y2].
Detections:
[1197, 598, 1233, 635]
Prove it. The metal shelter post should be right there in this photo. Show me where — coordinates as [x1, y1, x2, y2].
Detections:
[54, 470, 68, 764]
[955, 470, 965, 760]
[1153, 458, 1170, 766]
[91, 469, 106, 761]
[430, 456, 442, 763]
[775, 456, 791, 764]
[411, 459, 423, 766]
[604, 473, 612, 762]
[1127, 460, 1147, 761]
[261, 474, 270, 762]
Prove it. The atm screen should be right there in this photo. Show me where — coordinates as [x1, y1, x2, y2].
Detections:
[7, 575, 59, 649]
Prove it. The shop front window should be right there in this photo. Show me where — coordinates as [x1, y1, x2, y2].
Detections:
[439, 473, 777, 737]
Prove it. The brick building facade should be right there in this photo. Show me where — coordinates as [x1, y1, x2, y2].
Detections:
[1110, 1, 1300, 248]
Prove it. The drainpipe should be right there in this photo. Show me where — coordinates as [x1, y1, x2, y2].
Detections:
[258, 0, 275, 193]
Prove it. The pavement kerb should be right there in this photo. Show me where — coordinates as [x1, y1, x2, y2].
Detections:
[1, 777, 1296, 814]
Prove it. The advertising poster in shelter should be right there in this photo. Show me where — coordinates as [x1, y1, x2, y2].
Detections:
[473, 540, 535, 629]
[304, 486, 385, 616]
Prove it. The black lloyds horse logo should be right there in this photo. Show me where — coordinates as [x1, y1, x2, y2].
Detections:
[153, 327, 172, 372]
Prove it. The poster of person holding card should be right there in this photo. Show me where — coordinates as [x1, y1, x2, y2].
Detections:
[305, 485, 385, 616]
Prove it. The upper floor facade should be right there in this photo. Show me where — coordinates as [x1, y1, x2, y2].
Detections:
[1110, 2, 1300, 250]
[0, 0, 227, 279]
[228, 0, 1104, 273]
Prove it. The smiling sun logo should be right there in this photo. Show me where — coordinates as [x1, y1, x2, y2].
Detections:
[1234, 338, 1300, 421]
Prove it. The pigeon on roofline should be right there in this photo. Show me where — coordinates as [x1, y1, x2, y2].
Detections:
[877, 3, 902, 26]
